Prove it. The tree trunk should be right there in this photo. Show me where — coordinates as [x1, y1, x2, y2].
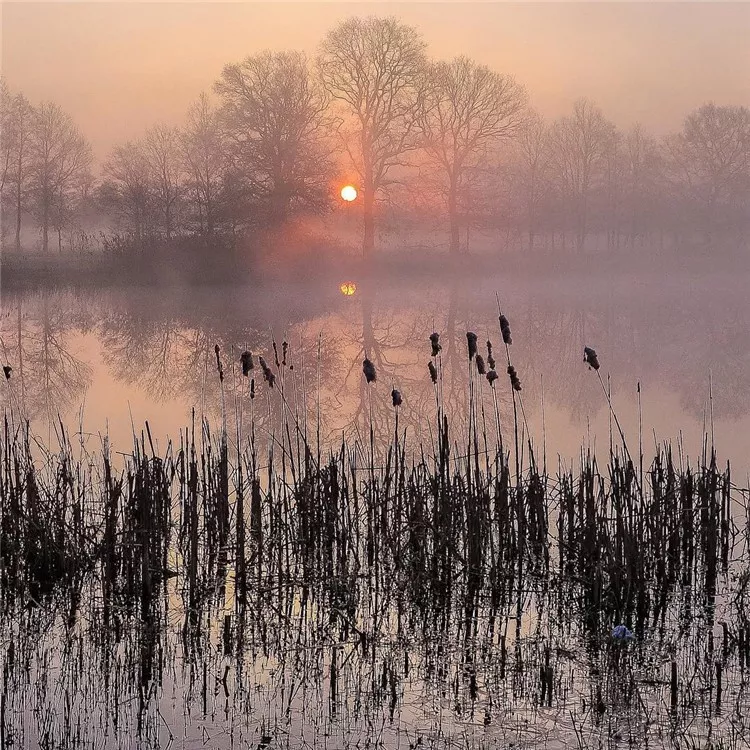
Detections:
[15, 150, 23, 251]
[448, 178, 460, 255]
[578, 177, 589, 252]
[362, 182, 375, 260]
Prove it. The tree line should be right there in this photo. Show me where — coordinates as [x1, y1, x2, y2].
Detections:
[2, 15, 749, 257]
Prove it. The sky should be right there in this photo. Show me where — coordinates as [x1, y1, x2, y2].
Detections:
[2, 1, 749, 161]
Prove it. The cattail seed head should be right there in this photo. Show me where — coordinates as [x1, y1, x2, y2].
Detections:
[250, 378, 256, 399]
[475, 354, 487, 375]
[282, 341, 288, 366]
[499, 315, 512, 345]
[429, 332, 442, 357]
[214, 344, 224, 382]
[466, 332, 478, 360]
[428, 361, 438, 384]
[584, 347, 600, 370]
[2, 365, 11, 380]
[391, 389, 402, 407]
[507, 364, 522, 391]
[363, 358, 376, 383]
[259, 356, 276, 388]
[486, 340, 496, 369]
[240, 351, 254, 376]
[272, 341, 280, 368]
[486, 370, 499, 385]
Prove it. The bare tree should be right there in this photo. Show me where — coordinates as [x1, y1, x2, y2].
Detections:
[52, 127, 93, 252]
[318, 16, 426, 258]
[664, 103, 750, 240]
[623, 125, 663, 246]
[144, 124, 183, 241]
[28, 102, 92, 252]
[0, 79, 13, 208]
[181, 93, 225, 237]
[601, 129, 625, 251]
[102, 140, 153, 244]
[1, 82, 34, 250]
[417, 56, 526, 255]
[215, 51, 332, 225]
[506, 110, 552, 250]
[549, 99, 615, 251]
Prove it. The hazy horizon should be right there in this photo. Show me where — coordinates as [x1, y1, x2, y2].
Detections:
[3, 1, 749, 161]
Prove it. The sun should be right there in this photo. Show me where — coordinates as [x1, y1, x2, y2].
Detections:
[340, 185, 358, 202]
[340, 281, 357, 296]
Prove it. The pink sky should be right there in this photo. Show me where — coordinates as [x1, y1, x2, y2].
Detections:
[3, 1, 749, 160]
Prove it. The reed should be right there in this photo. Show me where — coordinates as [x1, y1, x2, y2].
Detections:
[1, 312, 748, 750]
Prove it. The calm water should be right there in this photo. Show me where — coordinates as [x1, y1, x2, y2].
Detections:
[2, 267, 749, 475]
[2, 265, 750, 749]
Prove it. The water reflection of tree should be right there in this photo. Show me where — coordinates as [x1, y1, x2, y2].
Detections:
[1, 292, 92, 425]
[332, 282, 442, 446]
[331, 279, 519, 454]
[6, 276, 750, 452]
[96, 293, 343, 443]
[507, 283, 750, 427]
[98, 312, 208, 402]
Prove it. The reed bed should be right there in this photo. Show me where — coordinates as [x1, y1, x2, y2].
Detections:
[1, 320, 749, 750]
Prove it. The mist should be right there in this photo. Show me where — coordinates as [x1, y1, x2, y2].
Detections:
[2, 2, 749, 267]
[3, 5, 750, 749]
[2, 0, 749, 443]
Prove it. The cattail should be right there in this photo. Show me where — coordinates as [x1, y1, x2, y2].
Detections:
[2, 365, 11, 380]
[259, 356, 275, 388]
[429, 332, 442, 357]
[214, 344, 224, 382]
[507, 364, 522, 392]
[466, 332, 478, 360]
[486, 370, 499, 386]
[584, 347, 600, 370]
[240, 351, 254, 376]
[428, 361, 438, 384]
[391, 389, 402, 407]
[475, 354, 486, 375]
[499, 315, 512, 345]
[272, 341, 280, 368]
[282, 341, 288, 366]
[363, 358, 376, 383]
[250, 378, 256, 399]
[487, 341, 496, 370]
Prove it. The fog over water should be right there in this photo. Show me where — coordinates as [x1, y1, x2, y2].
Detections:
[2, 4, 750, 748]
[3, 264, 749, 477]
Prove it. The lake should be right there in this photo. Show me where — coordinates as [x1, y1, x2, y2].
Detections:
[1, 262, 749, 749]
[2, 265, 749, 476]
